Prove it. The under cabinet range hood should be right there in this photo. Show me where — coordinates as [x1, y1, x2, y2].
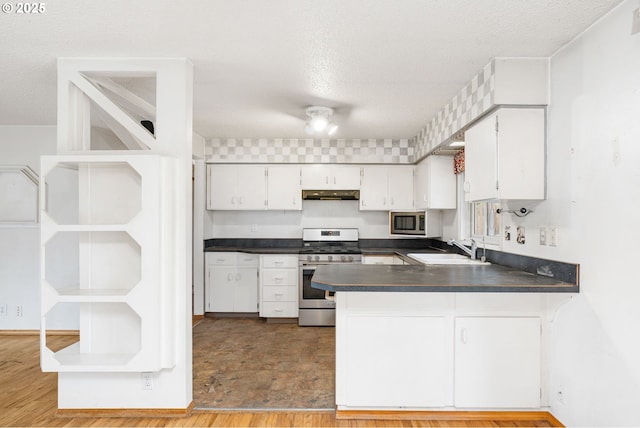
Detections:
[302, 190, 360, 200]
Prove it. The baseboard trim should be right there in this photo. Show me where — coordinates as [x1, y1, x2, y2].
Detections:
[56, 401, 194, 418]
[0, 329, 79, 336]
[335, 410, 564, 426]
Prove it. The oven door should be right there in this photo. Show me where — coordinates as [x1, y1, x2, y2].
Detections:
[299, 264, 336, 309]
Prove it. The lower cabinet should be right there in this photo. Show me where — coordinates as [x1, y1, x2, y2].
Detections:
[336, 292, 547, 410]
[205, 252, 259, 313]
[454, 317, 541, 408]
[361, 255, 405, 265]
[259, 254, 299, 318]
[343, 315, 450, 407]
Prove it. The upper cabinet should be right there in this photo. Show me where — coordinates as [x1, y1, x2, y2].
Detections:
[207, 164, 266, 210]
[414, 156, 457, 210]
[300, 165, 361, 190]
[360, 166, 414, 211]
[266, 165, 301, 210]
[464, 108, 545, 202]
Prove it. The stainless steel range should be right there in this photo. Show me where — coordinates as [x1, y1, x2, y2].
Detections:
[298, 228, 361, 326]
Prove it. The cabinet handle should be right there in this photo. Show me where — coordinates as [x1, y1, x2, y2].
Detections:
[460, 328, 468, 344]
[274, 261, 284, 266]
[333, 176, 336, 185]
[325, 176, 329, 184]
[216, 258, 225, 263]
[227, 273, 233, 281]
[231, 196, 236, 205]
[275, 308, 283, 313]
[390, 197, 394, 205]
[238, 197, 243, 205]
[383, 197, 387, 206]
[274, 276, 284, 281]
[236, 273, 241, 281]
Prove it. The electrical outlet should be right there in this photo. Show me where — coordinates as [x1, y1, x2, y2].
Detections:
[539, 227, 547, 245]
[549, 227, 558, 247]
[16, 305, 23, 317]
[557, 386, 566, 405]
[141, 372, 153, 390]
[0, 303, 7, 317]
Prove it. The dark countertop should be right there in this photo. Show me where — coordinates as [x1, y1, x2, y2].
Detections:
[310, 264, 579, 293]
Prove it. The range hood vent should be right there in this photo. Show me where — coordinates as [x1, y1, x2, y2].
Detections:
[302, 190, 360, 200]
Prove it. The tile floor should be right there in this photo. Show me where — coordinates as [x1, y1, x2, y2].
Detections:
[193, 317, 335, 409]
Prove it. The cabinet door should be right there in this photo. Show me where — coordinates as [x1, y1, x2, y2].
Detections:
[387, 166, 414, 209]
[464, 113, 498, 202]
[235, 166, 266, 210]
[496, 108, 545, 200]
[454, 317, 541, 408]
[234, 267, 258, 312]
[415, 156, 456, 210]
[332, 165, 361, 189]
[267, 166, 301, 210]
[207, 165, 237, 210]
[300, 165, 331, 189]
[360, 166, 388, 210]
[344, 315, 450, 407]
[207, 266, 235, 312]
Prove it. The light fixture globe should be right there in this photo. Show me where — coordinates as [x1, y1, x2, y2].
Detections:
[305, 106, 338, 135]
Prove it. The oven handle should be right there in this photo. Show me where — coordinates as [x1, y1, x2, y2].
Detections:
[324, 290, 335, 302]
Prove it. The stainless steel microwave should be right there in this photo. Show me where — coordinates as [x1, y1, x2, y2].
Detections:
[390, 211, 426, 236]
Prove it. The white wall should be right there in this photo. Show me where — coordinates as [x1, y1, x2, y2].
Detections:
[209, 199, 392, 239]
[445, 2, 639, 425]
[545, 3, 640, 425]
[0, 126, 67, 329]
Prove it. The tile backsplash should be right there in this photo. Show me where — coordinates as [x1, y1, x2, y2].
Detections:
[205, 138, 415, 164]
[205, 59, 545, 165]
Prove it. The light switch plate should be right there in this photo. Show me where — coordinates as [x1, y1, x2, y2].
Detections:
[539, 227, 547, 245]
[549, 227, 558, 247]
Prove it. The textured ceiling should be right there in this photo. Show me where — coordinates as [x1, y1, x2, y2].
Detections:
[0, 0, 625, 140]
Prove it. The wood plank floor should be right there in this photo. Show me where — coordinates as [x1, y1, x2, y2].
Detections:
[0, 333, 562, 427]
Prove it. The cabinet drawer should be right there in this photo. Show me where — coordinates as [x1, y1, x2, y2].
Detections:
[235, 253, 259, 267]
[261, 301, 298, 318]
[262, 269, 298, 286]
[262, 286, 297, 302]
[261, 255, 298, 268]
[206, 252, 235, 266]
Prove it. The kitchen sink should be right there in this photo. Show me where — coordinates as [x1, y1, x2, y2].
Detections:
[407, 253, 490, 265]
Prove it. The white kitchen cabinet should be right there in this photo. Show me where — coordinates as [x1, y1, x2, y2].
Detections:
[343, 315, 450, 407]
[205, 252, 259, 313]
[259, 255, 299, 318]
[360, 165, 414, 210]
[361, 255, 405, 265]
[414, 155, 457, 210]
[464, 108, 545, 202]
[454, 317, 541, 408]
[266, 165, 301, 210]
[207, 164, 266, 210]
[300, 164, 361, 190]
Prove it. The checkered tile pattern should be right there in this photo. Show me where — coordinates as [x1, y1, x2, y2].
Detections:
[205, 138, 415, 164]
[413, 60, 496, 159]
[205, 60, 501, 165]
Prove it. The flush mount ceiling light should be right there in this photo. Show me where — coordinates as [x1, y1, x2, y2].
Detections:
[304, 106, 338, 136]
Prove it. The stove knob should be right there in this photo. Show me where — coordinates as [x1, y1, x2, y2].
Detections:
[348, 255, 353, 262]
[307, 255, 312, 262]
[341, 255, 346, 262]
[328, 255, 333, 261]
[314, 255, 320, 262]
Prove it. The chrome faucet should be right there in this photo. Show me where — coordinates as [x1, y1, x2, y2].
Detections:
[447, 238, 478, 260]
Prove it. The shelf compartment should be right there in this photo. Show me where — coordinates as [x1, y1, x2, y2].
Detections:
[42, 160, 141, 225]
[42, 302, 142, 372]
[43, 231, 141, 296]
